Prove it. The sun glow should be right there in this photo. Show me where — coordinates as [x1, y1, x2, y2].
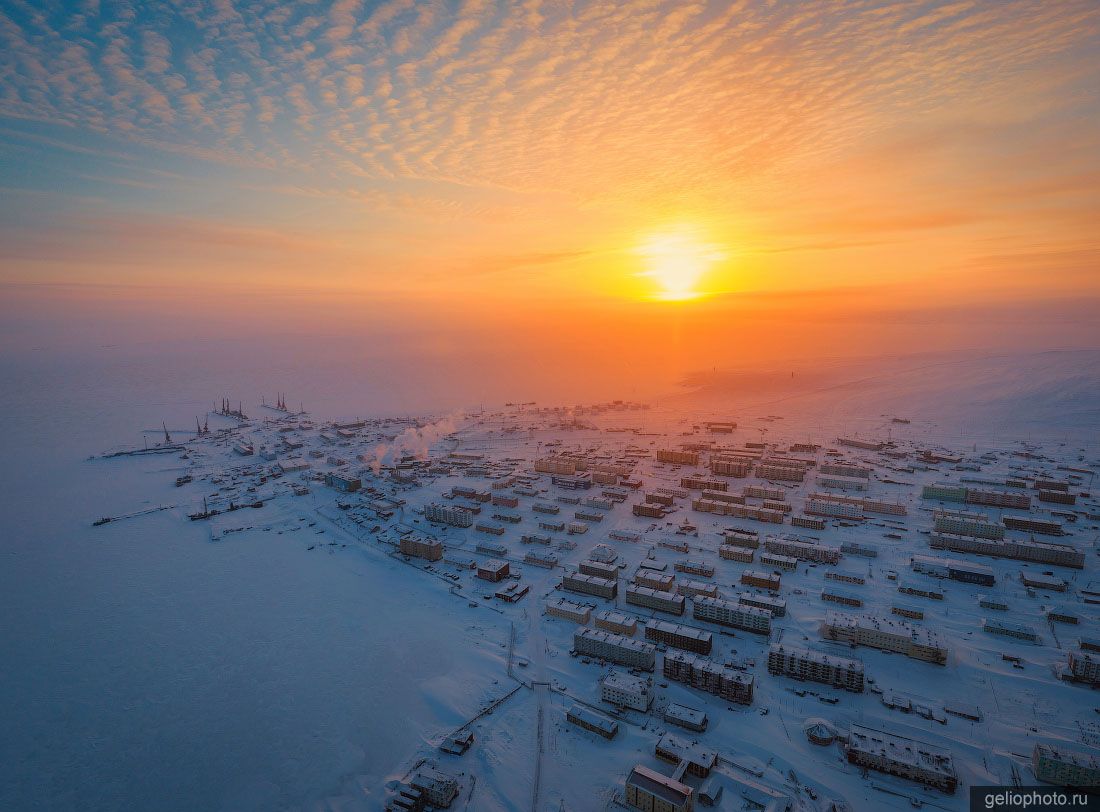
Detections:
[636, 226, 726, 301]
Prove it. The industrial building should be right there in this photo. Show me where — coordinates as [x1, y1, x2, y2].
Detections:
[644, 620, 713, 654]
[663, 650, 755, 704]
[767, 644, 865, 692]
[821, 611, 947, 664]
[692, 596, 771, 634]
[601, 670, 652, 711]
[845, 724, 957, 793]
[574, 628, 656, 671]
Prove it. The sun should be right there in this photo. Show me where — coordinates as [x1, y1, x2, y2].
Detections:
[635, 226, 725, 301]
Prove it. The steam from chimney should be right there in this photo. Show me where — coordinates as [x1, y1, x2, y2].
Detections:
[366, 415, 458, 474]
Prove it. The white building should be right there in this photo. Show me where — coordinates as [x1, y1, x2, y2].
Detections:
[600, 670, 652, 711]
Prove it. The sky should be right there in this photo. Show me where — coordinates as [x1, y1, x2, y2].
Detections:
[1, 0, 1099, 365]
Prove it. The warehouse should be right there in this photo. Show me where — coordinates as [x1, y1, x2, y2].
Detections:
[910, 554, 995, 586]
[1020, 571, 1068, 592]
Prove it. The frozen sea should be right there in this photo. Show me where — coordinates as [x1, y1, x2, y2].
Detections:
[0, 338, 550, 812]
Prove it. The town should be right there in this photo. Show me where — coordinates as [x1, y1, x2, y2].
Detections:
[102, 398, 1100, 811]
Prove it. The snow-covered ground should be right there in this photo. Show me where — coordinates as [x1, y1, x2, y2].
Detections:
[1, 345, 1097, 811]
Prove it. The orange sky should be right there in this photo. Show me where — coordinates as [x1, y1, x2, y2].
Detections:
[1, 0, 1098, 360]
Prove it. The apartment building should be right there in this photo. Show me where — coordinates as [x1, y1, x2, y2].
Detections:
[644, 620, 713, 655]
[1032, 744, 1100, 788]
[930, 531, 1084, 568]
[399, 535, 443, 561]
[933, 509, 1005, 540]
[424, 502, 473, 528]
[574, 628, 656, 671]
[846, 724, 957, 793]
[601, 670, 652, 711]
[562, 570, 618, 599]
[768, 644, 865, 692]
[692, 596, 771, 634]
[663, 650, 754, 704]
[624, 765, 692, 812]
[625, 585, 685, 616]
[545, 598, 591, 624]
[594, 610, 637, 636]
[821, 611, 947, 664]
[764, 536, 841, 564]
